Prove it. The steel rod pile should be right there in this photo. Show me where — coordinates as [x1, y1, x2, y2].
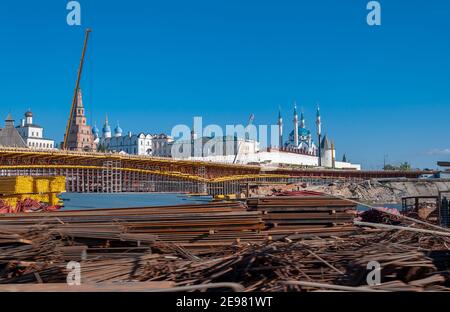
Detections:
[247, 196, 357, 238]
[1, 198, 449, 291]
[0, 202, 266, 253]
[1, 226, 449, 291]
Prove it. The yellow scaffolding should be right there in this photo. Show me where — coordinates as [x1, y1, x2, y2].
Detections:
[0, 165, 289, 183]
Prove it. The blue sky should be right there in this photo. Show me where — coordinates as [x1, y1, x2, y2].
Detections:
[0, 0, 449, 169]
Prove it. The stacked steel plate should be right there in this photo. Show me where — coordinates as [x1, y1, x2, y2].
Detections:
[247, 195, 357, 238]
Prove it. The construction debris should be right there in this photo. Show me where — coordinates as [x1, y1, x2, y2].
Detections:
[0, 195, 449, 292]
[0, 225, 449, 291]
[358, 207, 401, 225]
[255, 179, 450, 204]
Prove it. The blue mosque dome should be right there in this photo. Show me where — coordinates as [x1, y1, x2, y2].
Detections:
[289, 127, 311, 137]
[299, 127, 311, 136]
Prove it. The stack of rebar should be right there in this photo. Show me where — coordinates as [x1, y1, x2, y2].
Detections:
[247, 196, 357, 237]
[1, 225, 450, 292]
[0, 202, 266, 251]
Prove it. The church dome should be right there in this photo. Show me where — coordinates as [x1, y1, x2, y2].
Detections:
[92, 125, 99, 135]
[25, 111, 33, 118]
[114, 124, 123, 135]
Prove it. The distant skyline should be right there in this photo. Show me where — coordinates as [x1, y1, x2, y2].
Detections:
[1, 0, 449, 169]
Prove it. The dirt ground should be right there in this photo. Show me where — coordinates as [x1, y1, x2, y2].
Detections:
[252, 180, 410, 204]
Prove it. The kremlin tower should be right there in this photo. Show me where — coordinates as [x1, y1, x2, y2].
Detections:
[66, 89, 97, 151]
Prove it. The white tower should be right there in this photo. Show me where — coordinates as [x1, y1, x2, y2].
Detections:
[293, 102, 299, 147]
[277, 108, 283, 148]
[321, 135, 333, 168]
[102, 115, 112, 139]
[316, 106, 322, 136]
[300, 110, 305, 129]
[331, 140, 336, 169]
[316, 105, 322, 164]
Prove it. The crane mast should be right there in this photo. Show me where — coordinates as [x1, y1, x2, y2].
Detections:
[63, 28, 92, 150]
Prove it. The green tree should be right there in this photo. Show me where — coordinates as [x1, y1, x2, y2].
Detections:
[399, 162, 411, 171]
[383, 162, 412, 171]
[383, 164, 397, 171]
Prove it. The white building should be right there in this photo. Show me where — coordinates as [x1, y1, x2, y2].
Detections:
[171, 136, 260, 160]
[151, 134, 174, 157]
[94, 117, 173, 156]
[177, 146, 360, 170]
[16, 111, 55, 150]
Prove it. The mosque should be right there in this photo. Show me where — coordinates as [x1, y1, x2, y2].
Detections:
[270, 103, 359, 169]
[176, 104, 361, 170]
[282, 103, 318, 155]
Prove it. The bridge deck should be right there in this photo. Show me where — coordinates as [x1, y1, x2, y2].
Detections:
[0, 148, 432, 194]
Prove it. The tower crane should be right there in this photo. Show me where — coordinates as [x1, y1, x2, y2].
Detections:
[63, 28, 92, 150]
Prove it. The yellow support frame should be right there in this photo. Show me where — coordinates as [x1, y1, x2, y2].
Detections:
[0, 165, 289, 184]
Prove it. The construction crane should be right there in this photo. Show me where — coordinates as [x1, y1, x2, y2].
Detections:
[62, 28, 92, 150]
[233, 114, 255, 164]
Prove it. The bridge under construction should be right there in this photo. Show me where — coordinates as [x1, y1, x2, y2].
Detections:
[0, 148, 429, 195]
